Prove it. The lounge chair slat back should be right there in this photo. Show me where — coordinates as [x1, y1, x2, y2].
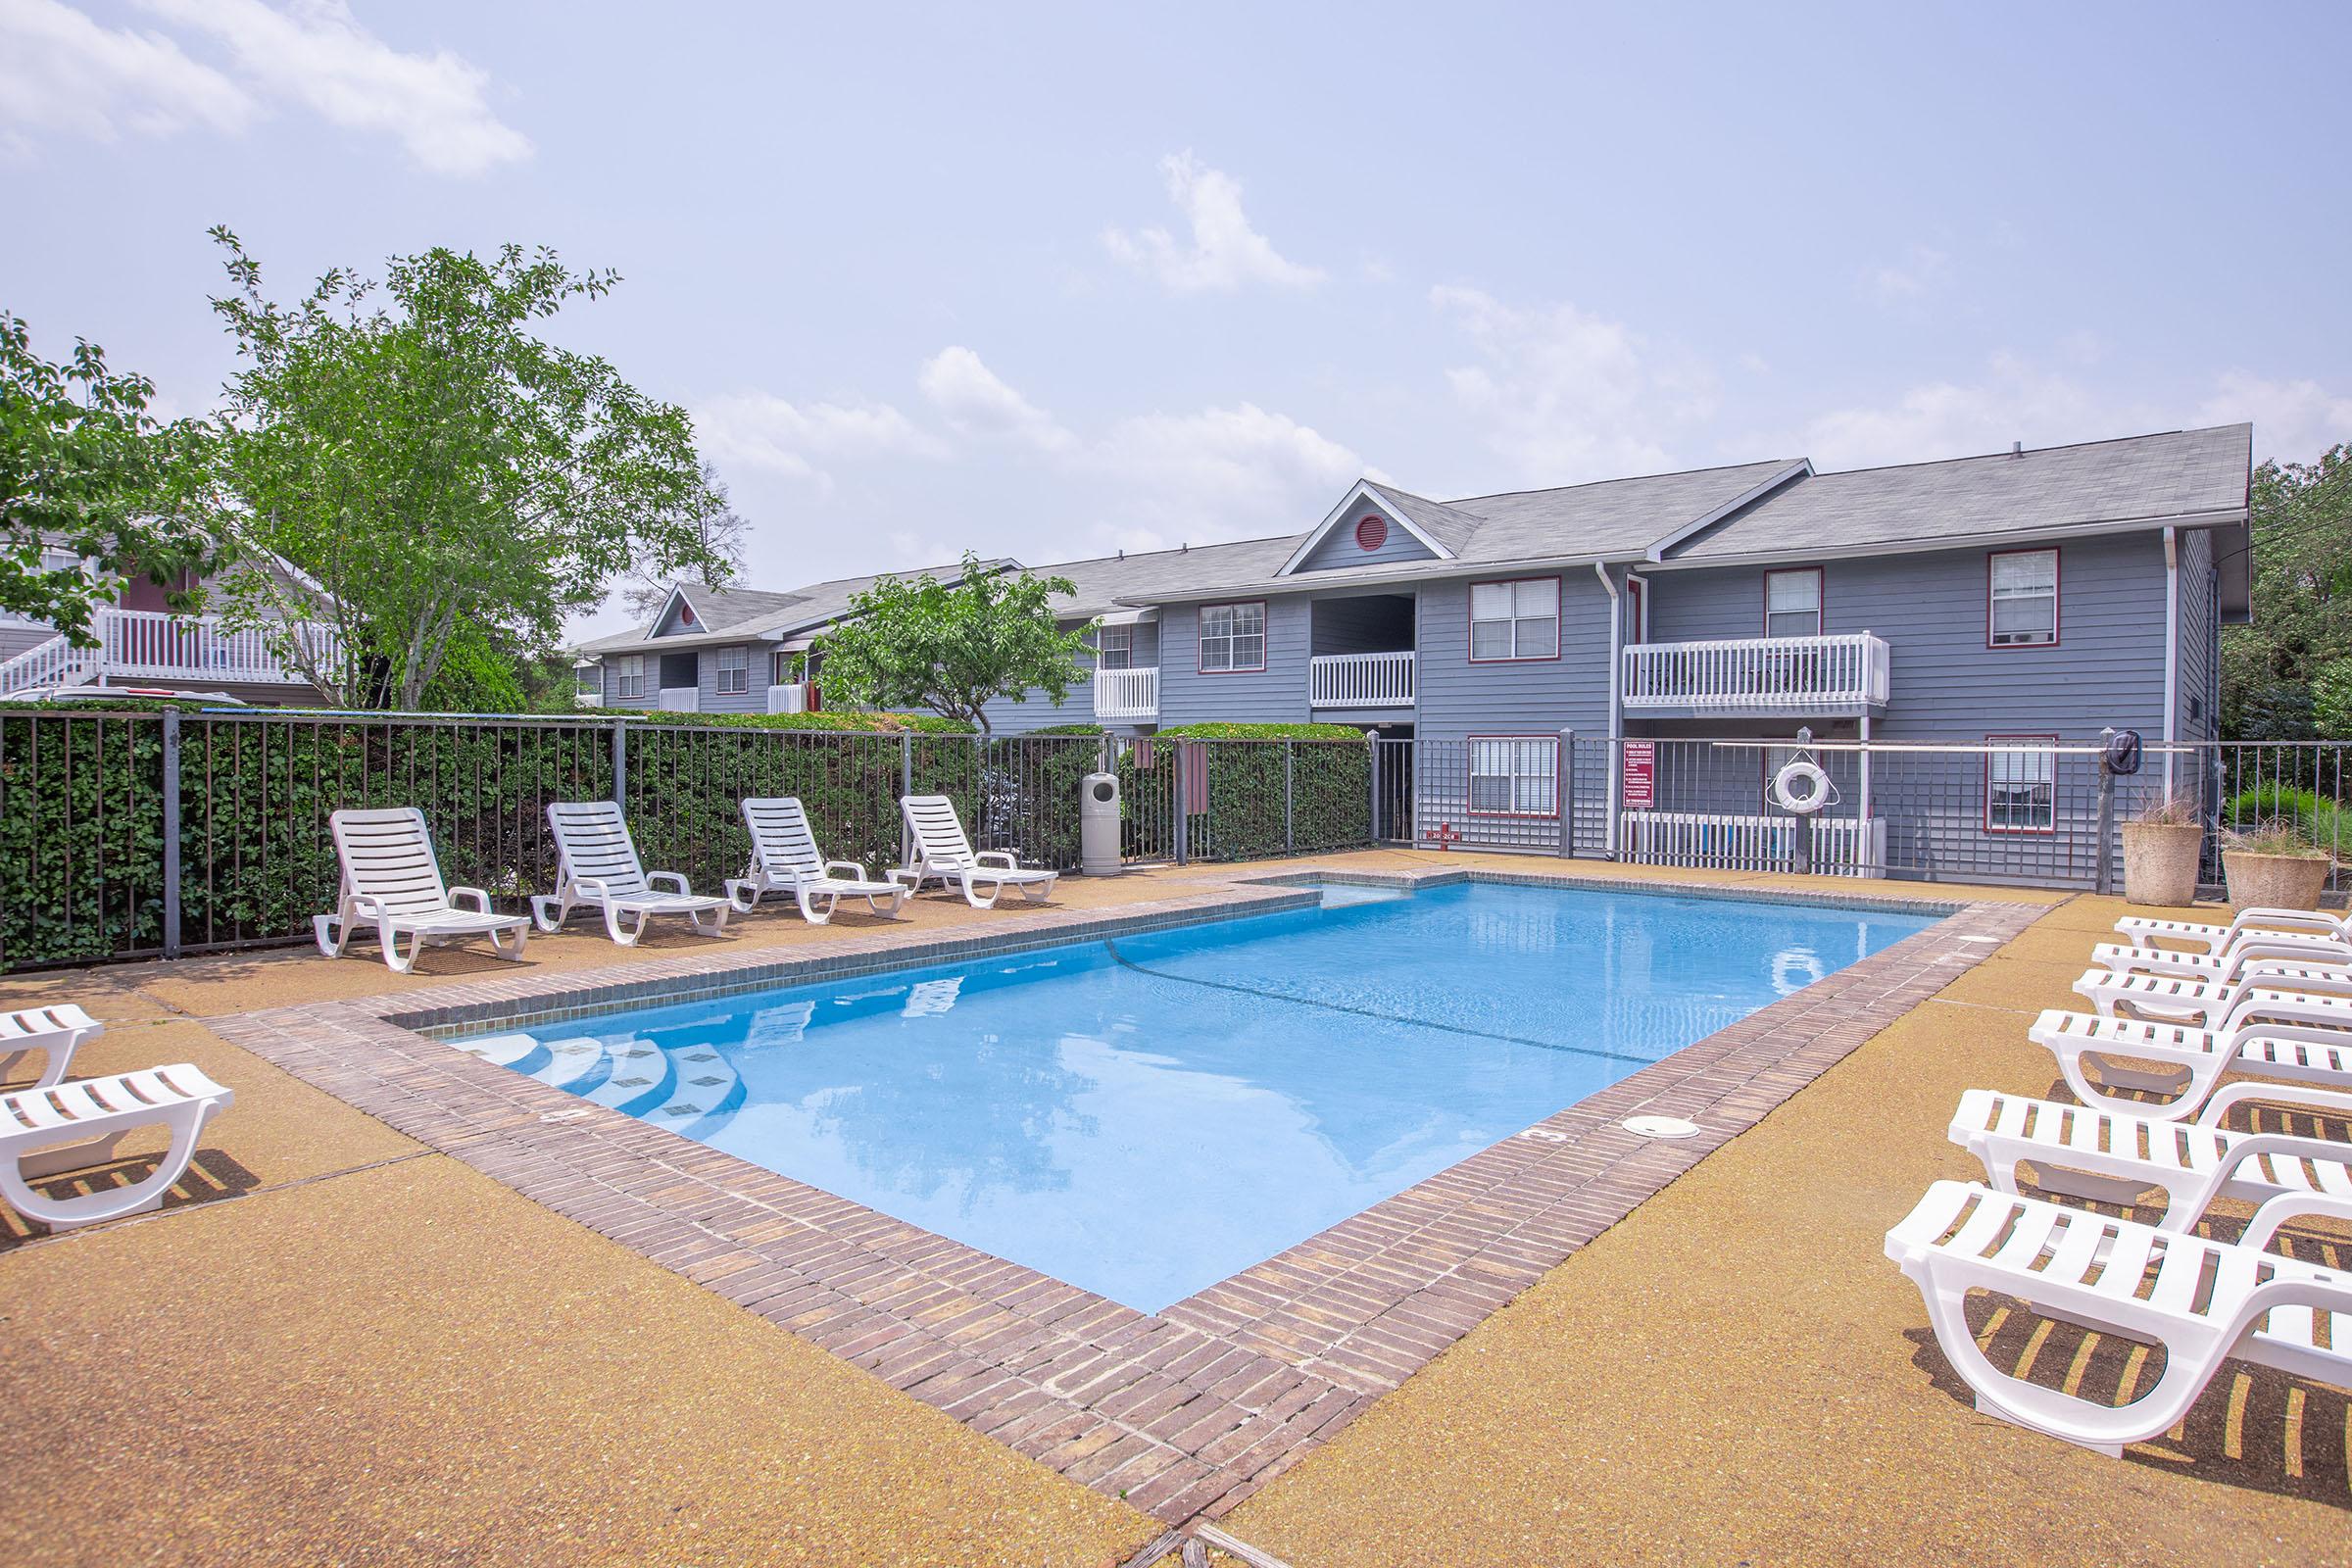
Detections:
[904, 795, 978, 868]
[548, 802, 651, 898]
[329, 808, 454, 914]
[743, 797, 826, 882]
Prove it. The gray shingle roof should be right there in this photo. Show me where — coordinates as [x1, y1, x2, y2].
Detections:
[577, 558, 1013, 653]
[1358, 483, 1485, 554]
[1664, 424, 2252, 563]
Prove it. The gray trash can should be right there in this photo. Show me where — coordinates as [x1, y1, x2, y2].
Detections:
[1080, 771, 1122, 875]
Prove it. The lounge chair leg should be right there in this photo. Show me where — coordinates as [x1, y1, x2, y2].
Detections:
[531, 893, 571, 934]
[381, 921, 420, 975]
[961, 875, 1001, 910]
[0, 1099, 217, 1230]
[690, 903, 729, 936]
[489, 921, 529, 960]
[797, 888, 833, 926]
[605, 906, 643, 948]
[726, 879, 760, 913]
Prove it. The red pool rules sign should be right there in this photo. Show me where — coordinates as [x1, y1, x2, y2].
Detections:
[1622, 741, 1656, 809]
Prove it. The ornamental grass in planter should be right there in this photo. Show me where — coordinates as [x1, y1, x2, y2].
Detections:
[2120, 795, 2204, 907]
[2221, 819, 2334, 911]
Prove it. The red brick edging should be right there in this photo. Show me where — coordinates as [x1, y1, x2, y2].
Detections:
[209, 873, 2038, 1523]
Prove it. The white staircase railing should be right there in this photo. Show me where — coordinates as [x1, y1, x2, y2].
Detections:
[0, 634, 87, 696]
[1309, 650, 1415, 709]
[1092, 665, 1159, 720]
[1621, 632, 1889, 711]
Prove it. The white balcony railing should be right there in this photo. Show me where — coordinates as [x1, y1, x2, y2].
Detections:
[1621, 632, 1888, 712]
[0, 607, 342, 698]
[1092, 665, 1159, 720]
[657, 686, 699, 712]
[765, 681, 816, 714]
[1309, 650, 1415, 709]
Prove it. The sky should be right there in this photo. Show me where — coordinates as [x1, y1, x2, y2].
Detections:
[5, 0, 2348, 643]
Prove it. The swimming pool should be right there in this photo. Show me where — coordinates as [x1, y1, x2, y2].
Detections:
[455, 881, 1935, 1312]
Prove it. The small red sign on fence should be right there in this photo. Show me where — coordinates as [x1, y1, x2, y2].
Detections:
[1622, 741, 1656, 809]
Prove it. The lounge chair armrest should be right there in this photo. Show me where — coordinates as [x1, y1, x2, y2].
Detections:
[2241, 1191, 2352, 1256]
[825, 859, 873, 882]
[571, 876, 612, 902]
[974, 851, 1021, 870]
[449, 886, 495, 913]
[646, 871, 690, 895]
[2195, 1079, 2352, 1127]
[347, 893, 388, 919]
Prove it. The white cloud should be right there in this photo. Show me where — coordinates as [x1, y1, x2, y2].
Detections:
[1431, 284, 1718, 484]
[1865, 244, 1951, 305]
[694, 390, 944, 488]
[0, 0, 255, 151]
[1085, 402, 1371, 551]
[917, 346, 1076, 454]
[138, 0, 529, 174]
[2196, 371, 2352, 465]
[1788, 354, 2133, 470]
[1102, 151, 1324, 292]
[0, 0, 526, 173]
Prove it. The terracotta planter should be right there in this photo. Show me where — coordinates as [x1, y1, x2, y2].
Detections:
[2120, 821, 2203, 907]
[2222, 851, 2332, 911]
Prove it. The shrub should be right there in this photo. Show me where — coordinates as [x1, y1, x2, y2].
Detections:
[2225, 818, 2332, 859]
[2225, 784, 2350, 857]
[1154, 721, 1369, 741]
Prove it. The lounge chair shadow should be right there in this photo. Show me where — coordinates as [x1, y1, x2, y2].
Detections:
[1901, 1186, 2352, 1508]
[0, 1147, 259, 1250]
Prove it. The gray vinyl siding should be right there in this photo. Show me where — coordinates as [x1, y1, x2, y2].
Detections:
[0, 624, 54, 662]
[1158, 598, 1309, 725]
[1642, 534, 2170, 740]
[694, 642, 764, 714]
[1296, 516, 1438, 571]
[978, 619, 1162, 735]
[1415, 571, 1613, 744]
[2177, 527, 2218, 746]
[601, 658, 655, 710]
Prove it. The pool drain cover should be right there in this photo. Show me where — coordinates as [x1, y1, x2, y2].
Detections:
[1623, 1114, 1699, 1139]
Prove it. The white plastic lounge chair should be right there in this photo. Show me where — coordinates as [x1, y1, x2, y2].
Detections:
[2072, 960, 2352, 1025]
[316, 807, 531, 974]
[1950, 1086, 2352, 1231]
[724, 797, 908, 924]
[1886, 1179, 2352, 1456]
[2116, 906, 2350, 957]
[2029, 1003, 2352, 1120]
[0, 1004, 102, 1089]
[0, 1063, 232, 1229]
[532, 802, 731, 946]
[2089, 936, 2352, 982]
[893, 795, 1058, 910]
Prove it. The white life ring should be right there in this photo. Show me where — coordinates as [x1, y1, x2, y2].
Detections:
[1772, 759, 1832, 815]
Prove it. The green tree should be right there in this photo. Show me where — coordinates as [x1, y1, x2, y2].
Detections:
[2222, 444, 2352, 738]
[198, 227, 732, 710]
[0, 312, 218, 643]
[815, 552, 1089, 732]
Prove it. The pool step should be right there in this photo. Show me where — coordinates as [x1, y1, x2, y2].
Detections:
[637, 1042, 744, 1132]
[528, 1036, 606, 1090]
[450, 1032, 549, 1076]
[581, 1041, 675, 1115]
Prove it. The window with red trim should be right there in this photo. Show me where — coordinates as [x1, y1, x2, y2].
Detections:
[1469, 577, 1560, 661]
[1984, 735, 2058, 834]
[1198, 602, 1265, 672]
[1468, 736, 1558, 816]
[1988, 549, 2059, 647]
[1764, 568, 1822, 638]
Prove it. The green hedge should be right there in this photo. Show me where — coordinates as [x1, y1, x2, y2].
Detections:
[1153, 721, 1367, 740]
[1113, 734, 1371, 861]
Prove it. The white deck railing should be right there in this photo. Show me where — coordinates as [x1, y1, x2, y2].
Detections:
[0, 608, 341, 697]
[1093, 665, 1159, 720]
[1619, 810, 1887, 877]
[1621, 631, 1888, 711]
[764, 681, 816, 714]
[1309, 650, 1415, 709]
[657, 686, 699, 712]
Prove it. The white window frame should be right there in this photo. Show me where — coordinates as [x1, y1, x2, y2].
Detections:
[613, 655, 646, 699]
[1764, 568, 1823, 639]
[1468, 735, 1558, 817]
[1097, 624, 1133, 670]
[1198, 602, 1265, 673]
[714, 645, 750, 696]
[1984, 734, 2058, 835]
[1468, 576, 1561, 662]
[1988, 549, 2059, 648]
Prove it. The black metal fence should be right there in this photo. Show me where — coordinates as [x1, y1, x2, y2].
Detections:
[1376, 732, 2352, 896]
[0, 711, 1381, 971]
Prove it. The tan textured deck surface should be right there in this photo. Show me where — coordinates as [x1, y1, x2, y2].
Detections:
[1, 855, 2341, 1564]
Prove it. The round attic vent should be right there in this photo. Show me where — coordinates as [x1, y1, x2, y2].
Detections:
[1354, 514, 1388, 552]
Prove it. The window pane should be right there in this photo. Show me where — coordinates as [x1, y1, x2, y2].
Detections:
[1471, 621, 1512, 660]
[1231, 634, 1264, 668]
[1766, 570, 1821, 612]
[1766, 610, 1820, 639]
[1232, 604, 1264, 637]
[1200, 640, 1230, 672]
[1514, 616, 1558, 659]
[1201, 606, 1232, 638]
[1470, 583, 1512, 621]
[1992, 551, 2056, 593]
[1514, 578, 1559, 617]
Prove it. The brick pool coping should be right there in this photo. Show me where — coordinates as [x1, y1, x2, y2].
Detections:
[208, 871, 2043, 1526]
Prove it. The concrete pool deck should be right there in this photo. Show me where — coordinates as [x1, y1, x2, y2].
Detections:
[0, 853, 2344, 1565]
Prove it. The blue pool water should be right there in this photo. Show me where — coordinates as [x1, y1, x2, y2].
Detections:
[456, 883, 1935, 1311]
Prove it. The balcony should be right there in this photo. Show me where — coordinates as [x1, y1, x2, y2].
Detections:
[0, 608, 342, 699]
[1621, 632, 1888, 715]
[1093, 665, 1159, 721]
[1310, 650, 1414, 709]
[764, 681, 818, 714]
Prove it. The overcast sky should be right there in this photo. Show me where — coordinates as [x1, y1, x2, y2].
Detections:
[6, 0, 2347, 641]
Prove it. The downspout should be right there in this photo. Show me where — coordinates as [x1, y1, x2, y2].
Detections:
[1596, 563, 1622, 854]
[2162, 526, 2179, 801]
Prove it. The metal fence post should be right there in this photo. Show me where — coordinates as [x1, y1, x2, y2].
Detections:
[2095, 725, 2118, 895]
[610, 719, 627, 808]
[900, 730, 915, 864]
[1365, 730, 1381, 844]
[1283, 739, 1295, 856]
[1557, 727, 1575, 858]
[160, 710, 182, 959]
[1173, 743, 1190, 865]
